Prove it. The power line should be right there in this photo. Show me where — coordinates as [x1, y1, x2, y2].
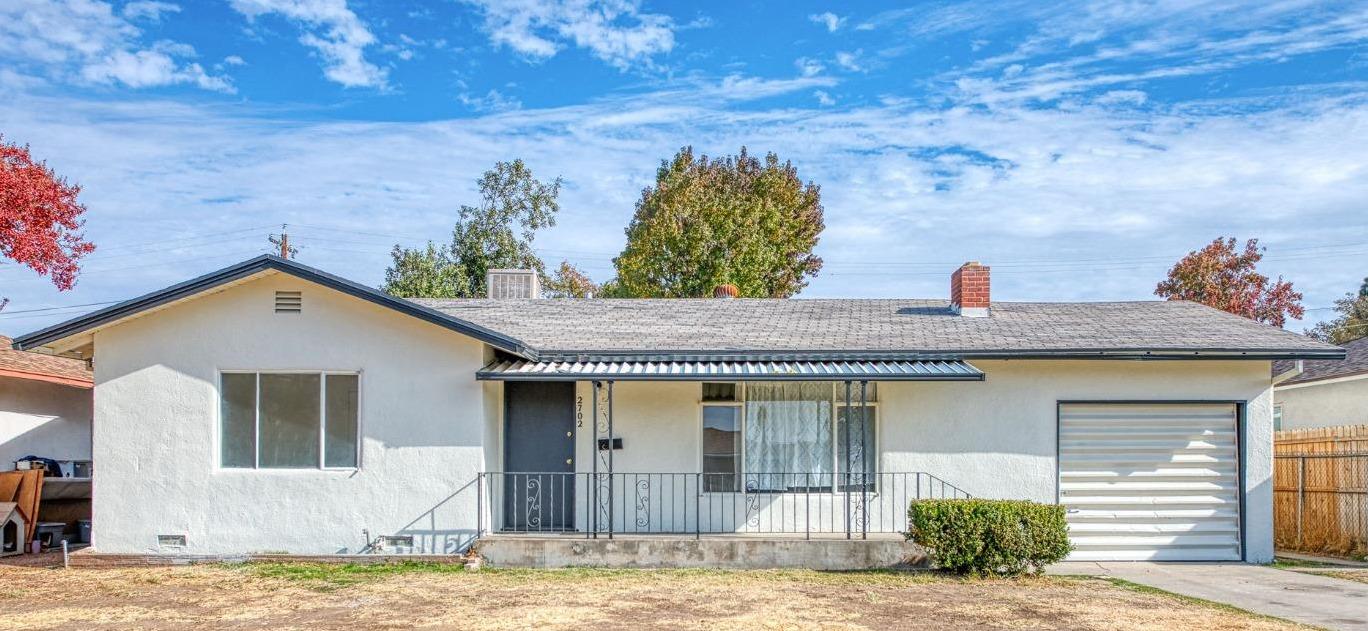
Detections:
[85, 225, 279, 254]
[0, 301, 121, 316]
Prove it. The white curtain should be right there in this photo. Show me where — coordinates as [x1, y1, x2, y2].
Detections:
[745, 382, 833, 490]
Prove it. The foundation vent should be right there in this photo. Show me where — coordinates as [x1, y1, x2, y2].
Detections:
[274, 290, 302, 313]
[157, 534, 187, 549]
[376, 535, 415, 552]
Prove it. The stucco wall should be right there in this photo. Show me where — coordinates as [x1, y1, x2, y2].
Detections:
[0, 376, 92, 468]
[556, 363, 1275, 560]
[881, 360, 1275, 562]
[84, 272, 1276, 560]
[1274, 377, 1368, 430]
[91, 272, 488, 555]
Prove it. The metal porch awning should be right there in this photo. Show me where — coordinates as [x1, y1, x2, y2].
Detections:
[476, 359, 984, 381]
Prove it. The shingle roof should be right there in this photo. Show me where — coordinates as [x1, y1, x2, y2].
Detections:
[0, 335, 92, 387]
[1273, 336, 1368, 385]
[413, 297, 1341, 361]
[11, 256, 1344, 364]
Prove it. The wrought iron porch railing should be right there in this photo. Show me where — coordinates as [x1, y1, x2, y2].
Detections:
[476, 471, 970, 539]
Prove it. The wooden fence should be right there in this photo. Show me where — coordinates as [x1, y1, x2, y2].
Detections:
[1273, 425, 1368, 559]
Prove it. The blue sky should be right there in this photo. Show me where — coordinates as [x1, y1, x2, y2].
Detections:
[1, 0, 1366, 334]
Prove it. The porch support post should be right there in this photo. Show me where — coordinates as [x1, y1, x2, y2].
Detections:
[607, 379, 615, 540]
[591, 381, 599, 539]
[860, 380, 868, 540]
[844, 379, 852, 540]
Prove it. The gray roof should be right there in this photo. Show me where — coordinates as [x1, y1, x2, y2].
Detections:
[12, 256, 1343, 364]
[414, 297, 1342, 361]
[1274, 336, 1368, 385]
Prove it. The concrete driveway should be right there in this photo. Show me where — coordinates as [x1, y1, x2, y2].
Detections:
[1053, 562, 1368, 630]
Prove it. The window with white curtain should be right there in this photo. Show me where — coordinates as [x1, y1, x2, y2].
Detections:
[701, 382, 876, 492]
[220, 372, 359, 469]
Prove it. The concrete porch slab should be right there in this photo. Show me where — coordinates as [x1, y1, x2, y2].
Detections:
[474, 535, 928, 570]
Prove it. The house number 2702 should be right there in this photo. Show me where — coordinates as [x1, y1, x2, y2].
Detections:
[576, 395, 583, 428]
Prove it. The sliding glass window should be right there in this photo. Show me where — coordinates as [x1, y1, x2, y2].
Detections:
[220, 372, 360, 469]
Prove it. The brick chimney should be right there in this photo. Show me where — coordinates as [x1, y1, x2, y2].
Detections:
[950, 261, 990, 317]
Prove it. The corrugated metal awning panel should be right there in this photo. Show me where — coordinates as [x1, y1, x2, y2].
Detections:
[476, 359, 984, 381]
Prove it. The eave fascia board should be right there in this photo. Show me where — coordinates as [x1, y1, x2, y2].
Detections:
[11, 255, 538, 360]
[1274, 370, 1368, 390]
[0, 368, 93, 389]
[533, 347, 1348, 363]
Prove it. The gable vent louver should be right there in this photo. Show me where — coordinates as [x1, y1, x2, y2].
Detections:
[486, 269, 541, 299]
[274, 290, 302, 313]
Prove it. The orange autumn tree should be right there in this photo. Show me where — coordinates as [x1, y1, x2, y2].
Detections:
[1155, 237, 1303, 327]
[0, 135, 96, 308]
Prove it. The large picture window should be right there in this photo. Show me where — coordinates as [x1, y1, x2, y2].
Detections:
[220, 372, 359, 469]
[700, 382, 876, 492]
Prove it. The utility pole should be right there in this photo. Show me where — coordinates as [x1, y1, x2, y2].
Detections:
[269, 224, 297, 259]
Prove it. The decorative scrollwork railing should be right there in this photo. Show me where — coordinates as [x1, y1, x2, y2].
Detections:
[476, 471, 970, 540]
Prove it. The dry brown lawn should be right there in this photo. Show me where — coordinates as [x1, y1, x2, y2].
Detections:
[1322, 570, 1368, 585]
[0, 559, 1305, 630]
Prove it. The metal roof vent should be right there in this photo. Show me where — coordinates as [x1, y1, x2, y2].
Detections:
[486, 269, 540, 299]
[274, 290, 302, 313]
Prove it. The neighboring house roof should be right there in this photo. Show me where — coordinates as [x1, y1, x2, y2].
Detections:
[10, 255, 1346, 363]
[1273, 336, 1368, 386]
[416, 297, 1342, 361]
[0, 335, 92, 388]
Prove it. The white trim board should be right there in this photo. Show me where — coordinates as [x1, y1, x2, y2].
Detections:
[1274, 371, 1368, 391]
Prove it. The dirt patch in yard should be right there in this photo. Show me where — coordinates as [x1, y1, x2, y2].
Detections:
[0, 561, 1306, 630]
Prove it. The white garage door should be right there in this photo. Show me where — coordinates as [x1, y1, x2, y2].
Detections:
[1059, 403, 1241, 561]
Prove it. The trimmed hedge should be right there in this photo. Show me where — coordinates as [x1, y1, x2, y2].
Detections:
[906, 499, 1072, 576]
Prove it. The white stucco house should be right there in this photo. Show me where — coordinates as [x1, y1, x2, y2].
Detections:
[1273, 337, 1367, 430]
[0, 335, 93, 473]
[10, 256, 1343, 564]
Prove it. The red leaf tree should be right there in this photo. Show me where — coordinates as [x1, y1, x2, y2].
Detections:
[1155, 237, 1304, 327]
[0, 135, 96, 305]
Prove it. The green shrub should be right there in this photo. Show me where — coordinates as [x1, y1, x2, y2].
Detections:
[906, 499, 1072, 576]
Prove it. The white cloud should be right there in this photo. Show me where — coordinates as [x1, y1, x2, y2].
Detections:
[458, 89, 522, 112]
[81, 45, 231, 91]
[0, 0, 230, 91]
[223, 55, 247, 66]
[1094, 89, 1147, 106]
[228, 0, 387, 88]
[122, 1, 180, 21]
[813, 90, 835, 105]
[809, 12, 845, 32]
[835, 50, 865, 72]
[908, 1, 1368, 105]
[1, 75, 1363, 335]
[794, 57, 824, 77]
[463, 0, 676, 71]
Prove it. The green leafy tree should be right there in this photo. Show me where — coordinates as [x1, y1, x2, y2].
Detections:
[543, 260, 599, 298]
[1308, 277, 1368, 344]
[382, 242, 467, 298]
[383, 159, 562, 298]
[612, 146, 824, 298]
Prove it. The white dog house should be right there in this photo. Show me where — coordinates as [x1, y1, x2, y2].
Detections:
[0, 502, 26, 557]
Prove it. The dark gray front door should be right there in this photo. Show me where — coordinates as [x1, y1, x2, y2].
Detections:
[503, 381, 576, 530]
